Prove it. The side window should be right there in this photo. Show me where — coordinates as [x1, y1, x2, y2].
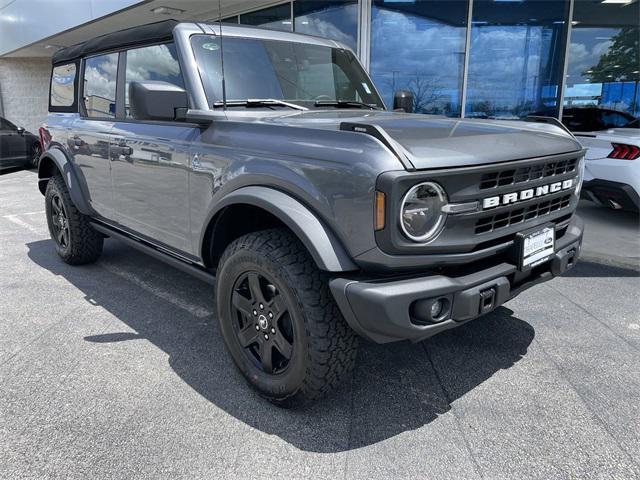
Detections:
[124, 43, 184, 118]
[50, 63, 77, 108]
[83, 53, 118, 119]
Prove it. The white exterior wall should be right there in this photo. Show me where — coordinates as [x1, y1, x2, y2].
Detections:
[0, 58, 50, 133]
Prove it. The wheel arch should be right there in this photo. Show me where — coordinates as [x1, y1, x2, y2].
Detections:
[201, 187, 358, 273]
[38, 147, 92, 215]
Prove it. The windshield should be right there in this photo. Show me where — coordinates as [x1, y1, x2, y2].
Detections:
[191, 35, 384, 110]
[623, 118, 639, 129]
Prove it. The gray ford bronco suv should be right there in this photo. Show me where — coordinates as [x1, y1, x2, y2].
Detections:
[39, 20, 584, 407]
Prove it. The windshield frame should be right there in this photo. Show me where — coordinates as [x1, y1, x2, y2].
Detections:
[190, 33, 386, 111]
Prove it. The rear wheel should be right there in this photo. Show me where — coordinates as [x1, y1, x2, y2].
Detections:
[216, 228, 358, 407]
[45, 175, 103, 265]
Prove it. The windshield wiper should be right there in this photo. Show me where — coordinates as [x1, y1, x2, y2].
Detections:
[212, 99, 307, 111]
[314, 100, 380, 110]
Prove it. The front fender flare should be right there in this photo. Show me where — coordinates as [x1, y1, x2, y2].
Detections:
[206, 186, 358, 273]
[38, 148, 93, 215]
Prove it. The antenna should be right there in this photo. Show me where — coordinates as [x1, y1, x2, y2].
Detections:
[218, 0, 227, 110]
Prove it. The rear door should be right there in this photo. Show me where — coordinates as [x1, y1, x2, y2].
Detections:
[110, 43, 197, 254]
[70, 52, 118, 219]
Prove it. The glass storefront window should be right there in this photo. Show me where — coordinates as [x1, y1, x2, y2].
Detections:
[240, 4, 292, 32]
[294, 1, 358, 52]
[370, 0, 468, 115]
[564, 0, 639, 120]
[465, 0, 569, 119]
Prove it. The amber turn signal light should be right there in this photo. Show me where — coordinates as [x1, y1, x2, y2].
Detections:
[375, 191, 386, 231]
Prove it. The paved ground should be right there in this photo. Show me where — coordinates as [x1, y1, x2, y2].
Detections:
[1, 169, 639, 480]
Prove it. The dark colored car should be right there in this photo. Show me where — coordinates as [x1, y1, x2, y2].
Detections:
[37, 21, 585, 406]
[0, 116, 41, 170]
[534, 107, 636, 133]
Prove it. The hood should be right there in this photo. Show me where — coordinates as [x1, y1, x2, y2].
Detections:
[261, 110, 583, 170]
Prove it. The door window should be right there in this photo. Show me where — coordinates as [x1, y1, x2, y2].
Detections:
[124, 43, 184, 118]
[83, 53, 118, 118]
[51, 63, 77, 108]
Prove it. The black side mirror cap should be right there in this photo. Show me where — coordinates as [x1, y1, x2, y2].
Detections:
[393, 90, 413, 113]
[16, 127, 25, 135]
[129, 81, 188, 121]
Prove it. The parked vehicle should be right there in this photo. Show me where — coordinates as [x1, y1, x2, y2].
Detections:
[0, 116, 41, 170]
[574, 119, 640, 212]
[38, 21, 585, 406]
[535, 107, 636, 133]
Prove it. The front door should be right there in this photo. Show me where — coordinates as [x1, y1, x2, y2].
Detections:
[110, 123, 198, 254]
[0, 119, 26, 167]
[109, 42, 196, 255]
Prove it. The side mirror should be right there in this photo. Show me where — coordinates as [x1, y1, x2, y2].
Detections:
[129, 81, 188, 121]
[393, 90, 413, 113]
[16, 127, 25, 135]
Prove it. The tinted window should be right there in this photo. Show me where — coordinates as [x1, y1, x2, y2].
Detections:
[294, 1, 358, 52]
[240, 4, 292, 31]
[124, 43, 184, 118]
[465, 0, 569, 119]
[83, 53, 118, 118]
[51, 63, 77, 107]
[370, 0, 468, 116]
[191, 36, 383, 108]
[564, 0, 639, 118]
[0, 118, 16, 131]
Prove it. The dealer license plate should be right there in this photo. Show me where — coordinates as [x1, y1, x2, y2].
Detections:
[521, 226, 555, 268]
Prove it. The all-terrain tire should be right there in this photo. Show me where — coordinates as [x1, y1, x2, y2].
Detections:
[45, 174, 103, 265]
[216, 228, 358, 407]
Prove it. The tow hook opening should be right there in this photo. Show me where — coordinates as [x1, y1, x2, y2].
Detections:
[479, 288, 496, 314]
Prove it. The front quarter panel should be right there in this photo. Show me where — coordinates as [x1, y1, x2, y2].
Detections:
[188, 120, 403, 263]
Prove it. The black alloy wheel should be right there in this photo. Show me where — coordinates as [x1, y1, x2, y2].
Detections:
[31, 143, 41, 169]
[230, 270, 294, 375]
[50, 193, 70, 248]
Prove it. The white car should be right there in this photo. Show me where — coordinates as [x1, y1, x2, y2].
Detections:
[574, 119, 639, 212]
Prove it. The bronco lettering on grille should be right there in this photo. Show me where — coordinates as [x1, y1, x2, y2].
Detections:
[482, 179, 575, 209]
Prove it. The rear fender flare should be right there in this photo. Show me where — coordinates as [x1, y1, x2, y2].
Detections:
[38, 148, 93, 215]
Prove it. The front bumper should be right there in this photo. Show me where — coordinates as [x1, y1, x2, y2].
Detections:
[330, 216, 583, 344]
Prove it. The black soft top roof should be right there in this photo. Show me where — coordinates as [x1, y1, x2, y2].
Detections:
[52, 20, 180, 65]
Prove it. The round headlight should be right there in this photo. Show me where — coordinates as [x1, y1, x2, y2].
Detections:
[575, 157, 585, 197]
[400, 182, 448, 243]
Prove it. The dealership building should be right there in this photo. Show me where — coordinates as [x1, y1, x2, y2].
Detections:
[0, 0, 638, 133]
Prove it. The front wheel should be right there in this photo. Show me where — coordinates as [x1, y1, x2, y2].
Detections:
[216, 228, 358, 407]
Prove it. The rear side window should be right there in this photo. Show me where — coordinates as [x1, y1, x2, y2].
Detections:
[124, 43, 184, 118]
[49, 63, 78, 112]
[83, 53, 118, 119]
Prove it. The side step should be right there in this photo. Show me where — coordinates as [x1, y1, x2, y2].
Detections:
[90, 221, 216, 285]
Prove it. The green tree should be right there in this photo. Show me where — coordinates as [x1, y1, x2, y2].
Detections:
[584, 27, 640, 82]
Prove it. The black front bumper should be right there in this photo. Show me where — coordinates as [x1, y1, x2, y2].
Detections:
[330, 216, 583, 344]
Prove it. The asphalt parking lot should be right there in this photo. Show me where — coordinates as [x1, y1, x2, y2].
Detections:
[1, 168, 639, 480]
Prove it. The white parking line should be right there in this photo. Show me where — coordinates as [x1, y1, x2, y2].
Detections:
[2, 214, 48, 237]
[0, 211, 45, 217]
[100, 263, 213, 319]
[2, 210, 213, 319]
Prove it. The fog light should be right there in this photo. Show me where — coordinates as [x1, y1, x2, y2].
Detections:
[430, 299, 444, 319]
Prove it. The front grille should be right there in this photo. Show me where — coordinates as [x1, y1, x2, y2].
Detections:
[479, 157, 577, 190]
[475, 194, 572, 234]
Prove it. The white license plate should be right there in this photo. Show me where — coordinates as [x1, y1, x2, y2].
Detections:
[522, 226, 555, 268]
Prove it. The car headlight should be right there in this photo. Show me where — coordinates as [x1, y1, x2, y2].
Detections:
[575, 157, 585, 197]
[400, 182, 448, 243]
